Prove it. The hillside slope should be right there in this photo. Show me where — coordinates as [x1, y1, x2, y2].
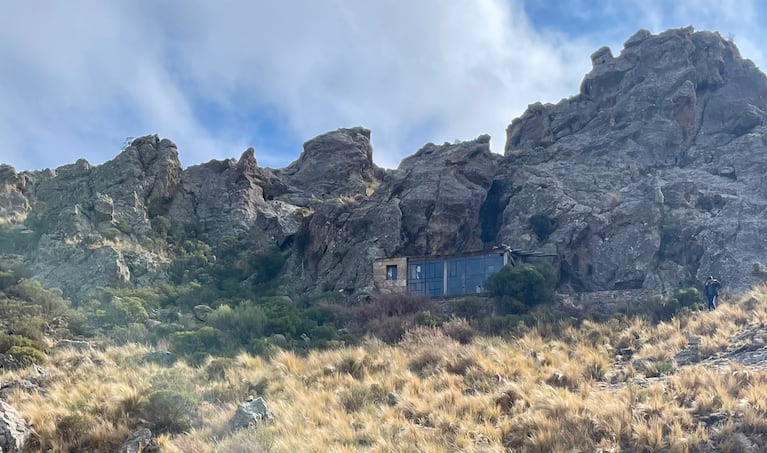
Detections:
[0, 287, 766, 451]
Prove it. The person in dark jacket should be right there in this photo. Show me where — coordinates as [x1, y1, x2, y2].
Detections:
[704, 276, 721, 311]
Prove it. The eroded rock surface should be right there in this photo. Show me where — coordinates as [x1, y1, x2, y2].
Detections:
[2, 28, 767, 299]
[500, 27, 767, 292]
[0, 401, 30, 453]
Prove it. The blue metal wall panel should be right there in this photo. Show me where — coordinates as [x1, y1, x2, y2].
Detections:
[409, 253, 504, 297]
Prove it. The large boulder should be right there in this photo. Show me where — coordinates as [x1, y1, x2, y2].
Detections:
[119, 428, 157, 453]
[229, 396, 274, 430]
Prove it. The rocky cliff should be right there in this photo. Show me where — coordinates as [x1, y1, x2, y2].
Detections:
[2, 27, 767, 299]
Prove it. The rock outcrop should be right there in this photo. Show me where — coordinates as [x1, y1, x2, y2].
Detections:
[0, 401, 30, 453]
[229, 396, 274, 430]
[280, 127, 383, 200]
[119, 428, 158, 453]
[296, 135, 498, 295]
[1, 27, 767, 299]
[500, 27, 767, 292]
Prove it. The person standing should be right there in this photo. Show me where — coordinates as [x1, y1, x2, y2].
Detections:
[704, 276, 721, 311]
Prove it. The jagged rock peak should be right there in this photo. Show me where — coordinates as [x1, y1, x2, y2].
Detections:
[506, 26, 767, 155]
[239, 147, 257, 166]
[296, 127, 373, 164]
[0, 164, 17, 184]
[401, 134, 494, 170]
[236, 147, 258, 173]
[121, 135, 181, 169]
[96, 135, 182, 216]
[283, 127, 381, 198]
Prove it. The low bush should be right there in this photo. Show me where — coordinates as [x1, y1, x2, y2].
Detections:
[641, 287, 705, 322]
[143, 370, 199, 434]
[440, 317, 476, 344]
[169, 326, 231, 361]
[476, 314, 536, 336]
[448, 297, 493, 319]
[0, 332, 48, 365]
[7, 345, 47, 366]
[485, 263, 557, 314]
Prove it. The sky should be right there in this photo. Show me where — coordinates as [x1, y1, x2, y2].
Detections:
[0, 0, 764, 172]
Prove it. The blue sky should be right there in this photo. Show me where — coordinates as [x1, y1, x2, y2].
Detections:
[0, 0, 764, 172]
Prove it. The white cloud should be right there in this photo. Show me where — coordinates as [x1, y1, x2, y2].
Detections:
[152, 0, 596, 168]
[0, 0, 765, 172]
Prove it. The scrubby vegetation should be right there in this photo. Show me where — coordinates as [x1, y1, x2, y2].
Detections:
[4, 242, 767, 451]
[1, 285, 766, 451]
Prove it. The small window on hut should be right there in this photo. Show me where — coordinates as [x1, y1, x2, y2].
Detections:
[386, 265, 398, 281]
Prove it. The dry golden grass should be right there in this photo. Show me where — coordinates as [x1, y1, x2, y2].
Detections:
[4, 287, 767, 451]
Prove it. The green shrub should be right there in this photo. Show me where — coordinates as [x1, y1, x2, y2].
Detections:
[9, 316, 47, 341]
[259, 297, 314, 337]
[7, 345, 46, 366]
[207, 302, 266, 345]
[169, 326, 230, 359]
[144, 389, 197, 433]
[415, 310, 441, 327]
[109, 322, 150, 345]
[248, 248, 286, 284]
[211, 241, 285, 286]
[0, 256, 30, 289]
[11, 279, 72, 322]
[671, 287, 705, 310]
[150, 215, 171, 238]
[110, 296, 149, 323]
[0, 332, 48, 354]
[643, 288, 705, 322]
[143, 370, 199, 433]
[205, 357, 238, 380]
[485, 263, 557, 314]
[307, 324, 337, 344]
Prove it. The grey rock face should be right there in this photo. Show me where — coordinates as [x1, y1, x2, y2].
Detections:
[4, 136, 182, 294]
[500, 27, 767, 292]
[0, 379, 40, 400]
[295, 135, 498, 295]
[281, 127, 383, 199]
[0, 401, 30, 453]
[3, 27, 767, 300]
[392, 135, 499, 255]
[167, 148, 290, 247]
[0, 165, 30, 225]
